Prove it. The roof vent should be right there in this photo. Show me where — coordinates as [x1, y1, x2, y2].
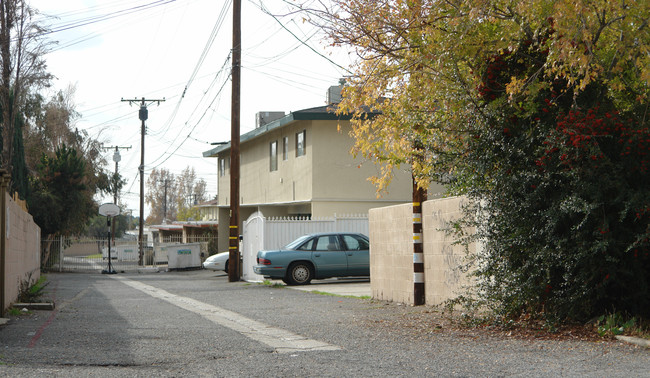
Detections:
[256, 111, 285, 128]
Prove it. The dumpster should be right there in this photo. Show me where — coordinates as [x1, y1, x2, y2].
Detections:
[101, 245, 116, 260]
[153, 245, 169, 264]
[165, 243, 201, 270]
[117, 245, 138, 261]
[102, 244, 138, 261]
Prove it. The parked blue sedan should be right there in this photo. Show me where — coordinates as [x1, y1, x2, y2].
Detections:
[253, 232, 370, 285]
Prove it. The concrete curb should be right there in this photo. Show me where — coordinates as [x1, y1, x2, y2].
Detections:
[12, 302, 55, 311]
[0, 318, 8, 325]
[137, 267, 160, 273]
[616, 335, 650, 349]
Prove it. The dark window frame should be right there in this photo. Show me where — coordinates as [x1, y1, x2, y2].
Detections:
[282, 136, 289, 160]
[270, 140, 278, 171]
[295, 130, 306, 157]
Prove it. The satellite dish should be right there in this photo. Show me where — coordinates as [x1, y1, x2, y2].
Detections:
[99, 203, 120, 217]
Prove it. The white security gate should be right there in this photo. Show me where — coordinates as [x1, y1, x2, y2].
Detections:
[242, 212, 369, 282]
[42, 236, 217, 273]
[242, 213, 265, 281]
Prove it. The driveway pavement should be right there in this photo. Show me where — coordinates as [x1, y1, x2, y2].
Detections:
[1, 271, 648, 377]
[275, 277, 371, 297]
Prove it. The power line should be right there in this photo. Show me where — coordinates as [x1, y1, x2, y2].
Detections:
[148, 73, 231, 169]
[184, 0, 232, 95]
[153, 53, 231, 140]
[30, 0, 177, 39]
[254, 1, 352, 75]
[33, 0, 194, 52]
[150, 0, 232, 142]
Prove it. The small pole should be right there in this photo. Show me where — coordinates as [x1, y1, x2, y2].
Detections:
[100, 145, 131, 246]
[99, 203, 120, 274]
[102, 216, 116, 274]
[58, 235, 63, 272]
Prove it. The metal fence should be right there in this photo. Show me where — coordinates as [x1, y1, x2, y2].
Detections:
[41, 235, 219, 273]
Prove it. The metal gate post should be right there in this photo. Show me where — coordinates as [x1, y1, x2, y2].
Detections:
[58, 235, 64, 272]
[0, 170, 10, 317]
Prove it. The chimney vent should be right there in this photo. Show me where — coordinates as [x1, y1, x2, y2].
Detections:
[326, 85, 342, 104]
[256, 111, 285, 128]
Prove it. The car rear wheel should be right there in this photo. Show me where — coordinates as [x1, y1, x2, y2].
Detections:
[285, 262, 313, 285]
[224, 260, 229, 273]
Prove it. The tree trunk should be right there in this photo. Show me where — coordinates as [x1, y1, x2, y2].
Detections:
[40, 237, 53, 270]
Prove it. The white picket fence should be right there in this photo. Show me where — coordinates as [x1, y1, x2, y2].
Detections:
[242, 211, 369, 282]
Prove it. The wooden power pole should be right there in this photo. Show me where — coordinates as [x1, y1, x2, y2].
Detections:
[228, 0, 242, 282]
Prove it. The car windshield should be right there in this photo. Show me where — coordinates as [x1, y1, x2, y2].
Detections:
[283, 235, 313, 250]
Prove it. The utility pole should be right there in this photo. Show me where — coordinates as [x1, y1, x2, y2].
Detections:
[101, 145, 131, 244]
[229, 0, 242, 282]
[121, 97, 165, 266]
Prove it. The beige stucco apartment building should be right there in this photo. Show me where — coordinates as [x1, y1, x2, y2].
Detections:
[203, 88, 445, 252]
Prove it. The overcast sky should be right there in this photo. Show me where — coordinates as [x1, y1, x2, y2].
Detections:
[29, 0, 351, 218]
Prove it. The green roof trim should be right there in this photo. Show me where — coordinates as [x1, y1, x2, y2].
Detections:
[202, 105, 358, 157]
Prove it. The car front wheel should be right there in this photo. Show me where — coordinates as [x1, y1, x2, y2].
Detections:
[285, 262, 313, 285]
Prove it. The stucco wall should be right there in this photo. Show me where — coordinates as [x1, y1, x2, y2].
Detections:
[369, 196, 474, 306]
[3, 193, 41, 311]
[218, 120, 313, 207]
[311, 120, 412, 202]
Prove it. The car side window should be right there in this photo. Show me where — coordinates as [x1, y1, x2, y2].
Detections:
[315, 236, 341, 251]
[342, 235, 369, 251]
[297, 238, 315, 251]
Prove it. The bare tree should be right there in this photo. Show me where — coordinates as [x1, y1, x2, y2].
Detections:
[145, 168, 178, 225]
[146, 166, 208, 224]
[177, 166, 207, 207]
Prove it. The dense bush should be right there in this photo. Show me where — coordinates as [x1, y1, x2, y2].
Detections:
[308, 0, 649, 324]
[455, 30, 650, 322]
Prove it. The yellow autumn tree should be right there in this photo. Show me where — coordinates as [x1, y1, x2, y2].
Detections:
[303, 0, 648, 189]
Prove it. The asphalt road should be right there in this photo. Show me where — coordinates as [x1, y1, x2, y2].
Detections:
[0, 270, 648, 377]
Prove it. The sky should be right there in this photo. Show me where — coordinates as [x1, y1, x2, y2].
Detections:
[28, 0, 351, 218]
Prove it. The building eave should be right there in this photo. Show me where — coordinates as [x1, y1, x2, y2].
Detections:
[202, 105, 362, 158]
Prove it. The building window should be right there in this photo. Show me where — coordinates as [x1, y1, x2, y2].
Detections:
[296, 130, 305, 157]
[282, 136, 289, 161]
[219, 157, 225, 177]
[270, 140, 278, 171]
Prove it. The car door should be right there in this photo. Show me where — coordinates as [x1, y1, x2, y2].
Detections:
[310, 235, 348, 277]
[341, 234, 370, 276]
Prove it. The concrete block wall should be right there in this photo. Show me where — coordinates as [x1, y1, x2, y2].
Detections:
[422, 196, 473, 306]
[369, 196, 474, 306]
[3, 192, 41, 311]
[369, 203, 414, 304]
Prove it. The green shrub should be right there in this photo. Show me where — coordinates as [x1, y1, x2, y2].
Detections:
[451, 30, 649, 324]
[18, 274, 48, 303]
